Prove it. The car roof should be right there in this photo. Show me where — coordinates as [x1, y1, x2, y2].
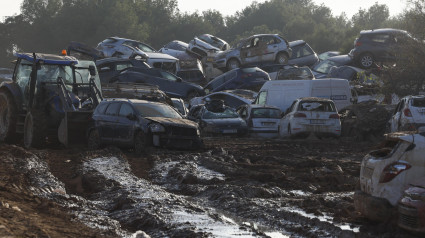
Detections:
[360, 28, 407, 35]
[289, 40, 306, 47]
[15, 53, 78, 65]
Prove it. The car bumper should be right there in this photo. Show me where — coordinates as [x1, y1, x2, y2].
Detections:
[292, 124, 341, 137]
[354, 190, 397, 222]
[398, 196, 425, 233]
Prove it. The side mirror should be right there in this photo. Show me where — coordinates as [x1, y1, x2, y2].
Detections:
[89, 65, 97, 76]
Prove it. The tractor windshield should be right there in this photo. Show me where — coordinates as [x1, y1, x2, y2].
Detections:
[38, 64, 73, 84]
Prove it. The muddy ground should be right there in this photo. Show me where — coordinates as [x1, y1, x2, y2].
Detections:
[0, 137, 421, 237]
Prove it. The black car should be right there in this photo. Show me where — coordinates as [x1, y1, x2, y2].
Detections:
[311, 55, 355, 79]
[110, 67, 205, 99]
[349, 28, 415, 68]
[203, 67, 270, 94]
[96, 57, 150, 84]
[187, 100, 248, 136]
[88, 99, 202, 153]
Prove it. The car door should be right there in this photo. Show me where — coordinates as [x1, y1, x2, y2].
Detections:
[98, 102, 121, 143]
[260, 35, 279, 62]
[115, 102, 138, 146]
[240, 36, 261, 65]
[390, 99, 405, 132]
[280, 100, 297, 136]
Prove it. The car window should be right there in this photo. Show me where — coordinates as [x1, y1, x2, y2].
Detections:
[298, 101, 336, 112]
[256, 91, 267, 105]
[133, 103, 182, 118]
[260, 35, 277, 45]
[370, 34, 390, 43]
[158, 71, 178, 81]
[411, 98, 425, 107]
[98, 63, 114, 73]
[116, 62, 133, 71]
[105, 103, 121, 116]
[95, 103, 109, 115]
[206, 74, 226, 90]
[313, 60, 338, 74]
[123, 40, 155, 52]
[251, 108, 281, 118]
[119, 103, 134, 117]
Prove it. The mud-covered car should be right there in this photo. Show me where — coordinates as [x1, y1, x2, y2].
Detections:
[213, 34, 292, 71]
[110, 67, 205, 100]
[188, 34, 229, 57]
[96, 37, 180, 73]
[88, 99, 202, 153]
[388, 95, 425, 132]
[354, 131, 425, 222]
[237, 104, 282, 137]
[187, 100, 248, 136]
[279, 97, 341, 138]
[203, 67, 270, 94]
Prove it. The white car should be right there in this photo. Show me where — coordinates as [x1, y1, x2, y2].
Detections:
[237, 104, 282, 137]
[354, 131, 425, 222]
[188, 34, 229, 59]
[279, 97, 341, 138]
[388, 95, 425, 132]
[96, 37, 180, 73]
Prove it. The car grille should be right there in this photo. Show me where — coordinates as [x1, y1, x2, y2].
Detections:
[169, 126, 197, 136]
[398, 204, 419, 229]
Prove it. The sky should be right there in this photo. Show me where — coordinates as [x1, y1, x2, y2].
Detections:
[0, 0, 409, 22]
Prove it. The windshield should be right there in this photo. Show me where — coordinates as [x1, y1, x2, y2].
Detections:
[133, 103, 182, 118]
[36, 64, 73, 84]
[251, 108, 281, 118]
[203, 108, 239, 119]
[312, 60, 338, 74]
[298, 101, 336, 112]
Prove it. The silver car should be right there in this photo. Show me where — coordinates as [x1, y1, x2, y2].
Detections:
[97, 37, 180, 73]
[188, 34, 229, 58]
[213, 34, 292, 71]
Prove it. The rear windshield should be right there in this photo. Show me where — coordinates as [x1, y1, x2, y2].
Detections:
[411, 98, 425, 107]
[133, 103, 182, 118]
[251, 108, 281, 118]
[203, 108, 239, 119]
[298, 101, 336, 112]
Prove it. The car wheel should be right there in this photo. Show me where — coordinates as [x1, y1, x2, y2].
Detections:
[0, 89, 18, 143]
[88, 129, 101, 150]
[275, 52, 289, 65]
[24, 110, 47, 148]
[226, 58, 240, 71]
[134, 131, 148, 156]
[359, 53, 374, 69]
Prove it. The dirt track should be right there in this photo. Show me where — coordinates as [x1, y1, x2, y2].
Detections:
[0, 137, 421, 237]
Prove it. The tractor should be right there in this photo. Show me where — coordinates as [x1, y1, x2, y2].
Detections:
[0, 52, 103, 148]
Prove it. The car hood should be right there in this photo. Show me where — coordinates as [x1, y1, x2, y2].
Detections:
[146, 52, 178, 61]
[145, 117, 198, 128]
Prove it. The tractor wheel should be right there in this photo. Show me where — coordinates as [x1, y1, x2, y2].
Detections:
[88, 129, 101, 150]
[24, 110, 47, 148]
[0, 89, 18, 143]
[275, 52, 289, 65]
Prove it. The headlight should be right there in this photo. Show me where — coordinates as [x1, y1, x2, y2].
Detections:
[196, 128, 201, 135]
[149, 123, 165, 133]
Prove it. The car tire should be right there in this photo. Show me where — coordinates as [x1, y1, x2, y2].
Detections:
[88, 129, 101, 150]
[226, 58, 240, 71]
[24, 110, 47, 148]
[359, 53, 374, 69]
[0, 89, 18, 143]
[275, 52, 289, 65]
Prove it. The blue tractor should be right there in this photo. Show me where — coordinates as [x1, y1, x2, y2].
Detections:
[0, 53, 103, 148]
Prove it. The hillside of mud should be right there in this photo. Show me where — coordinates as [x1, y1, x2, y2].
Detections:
[0, 137, 421, 237]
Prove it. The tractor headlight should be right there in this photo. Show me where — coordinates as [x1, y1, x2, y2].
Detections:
[149, 123, 165, 133]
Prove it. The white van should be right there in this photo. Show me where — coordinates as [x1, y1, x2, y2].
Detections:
[254, 79, 354, 112]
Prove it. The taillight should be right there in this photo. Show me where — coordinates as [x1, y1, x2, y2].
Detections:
[355, 42, 362, 47]
[241, 73, 252, 79]
[329, 114, 340, 119]
[404, 108, 412, 117]
[379, 162, 411, 183]
[294, 113, 306, 118]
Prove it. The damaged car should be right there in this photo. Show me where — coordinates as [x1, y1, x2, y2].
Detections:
[279, 97, 341, 138]
[354, 131, 425, 223]
[388, 95, 425, 132]
[213, 34, 292, 71]
[96, 57, 150, 84]
[288, 40, 319, 67]
[188, 34, 229, 58]
[398, 178, 425, 233]
[189, 89, 256, 109]
[187, 99, 248, 136]
[88, 99, 202, 153]
[97, 37, 180, 73]
[237, 104, 282, 137]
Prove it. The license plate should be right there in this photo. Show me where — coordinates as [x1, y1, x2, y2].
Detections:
[262, 122, 275, 126]
[222, 129, 237, 134]
[310, 119, 324, 124]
